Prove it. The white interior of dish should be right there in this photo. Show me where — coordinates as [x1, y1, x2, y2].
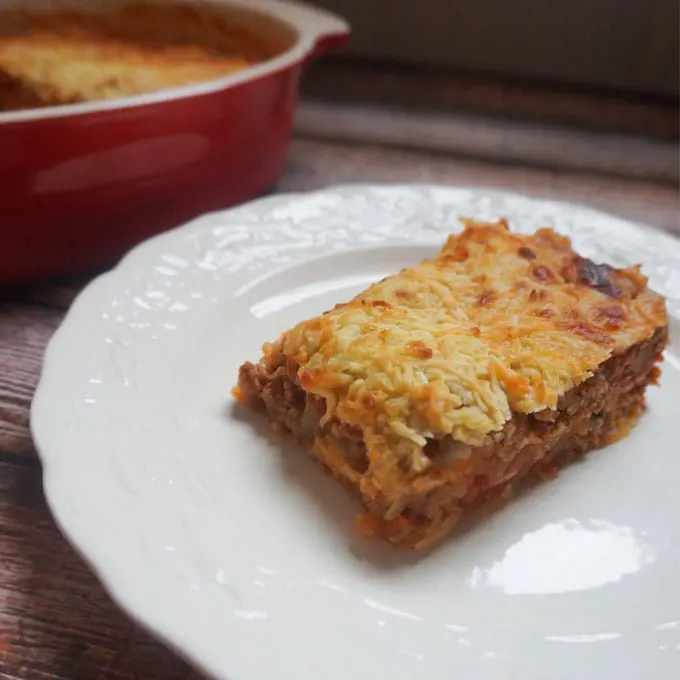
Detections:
[0, 0, 348, 123]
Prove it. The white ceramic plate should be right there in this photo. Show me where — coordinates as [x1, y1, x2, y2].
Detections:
[32, 185, 680, 680]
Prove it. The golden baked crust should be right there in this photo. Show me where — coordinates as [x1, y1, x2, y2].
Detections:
[0, 3, 281, 111]
[236, 219, 668, 549]
[272, 220, 666, 466]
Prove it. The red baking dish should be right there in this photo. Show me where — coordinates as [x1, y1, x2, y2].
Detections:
[0, 0, 348, 283]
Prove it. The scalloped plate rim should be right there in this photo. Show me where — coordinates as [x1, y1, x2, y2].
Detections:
[31, 184, 680, 680]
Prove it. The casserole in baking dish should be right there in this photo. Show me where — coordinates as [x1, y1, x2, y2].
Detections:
[0, 0, 348, 282]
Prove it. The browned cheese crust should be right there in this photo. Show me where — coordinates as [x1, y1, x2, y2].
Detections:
[0, 2, 285, 111]
[236, 220, 669, 549]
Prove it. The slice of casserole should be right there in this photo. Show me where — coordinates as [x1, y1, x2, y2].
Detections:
[235, 219, 668, 549]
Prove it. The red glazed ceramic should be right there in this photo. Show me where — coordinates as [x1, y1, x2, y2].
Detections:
[0, 0, 348, 283]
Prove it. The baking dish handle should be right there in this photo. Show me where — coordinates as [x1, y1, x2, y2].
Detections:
[308, 28, 350, 59]
[266, 0, 350, 59]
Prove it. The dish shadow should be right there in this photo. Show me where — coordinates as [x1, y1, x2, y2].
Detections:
[229, 401, 428, 572]
[229, 400, 598, 573]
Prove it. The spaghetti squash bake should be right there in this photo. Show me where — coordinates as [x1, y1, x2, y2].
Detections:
[0, 2, 284, 111]
[235, 220, 668, 549]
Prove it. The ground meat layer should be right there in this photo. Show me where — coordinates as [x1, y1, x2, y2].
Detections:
[237, 326, 667, 549]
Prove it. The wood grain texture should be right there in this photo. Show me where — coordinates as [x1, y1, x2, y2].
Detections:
[0, 304, 62, 460]
[295, 100, 679, 183]
[0, 462, 201, 680]
[280, 139, 680, 235]
[0, 130, 677, 679]
[302, 58, 680, 139]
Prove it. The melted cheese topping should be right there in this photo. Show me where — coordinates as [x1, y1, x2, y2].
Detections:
[264, 220, 667, 474]
[0, 3, 280, 110]
[0, 37, 251, 103]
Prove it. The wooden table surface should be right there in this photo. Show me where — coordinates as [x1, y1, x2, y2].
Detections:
[1, 83, 679, 679]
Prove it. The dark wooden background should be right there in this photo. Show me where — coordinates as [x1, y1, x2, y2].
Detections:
[0, 63, 678, 678]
